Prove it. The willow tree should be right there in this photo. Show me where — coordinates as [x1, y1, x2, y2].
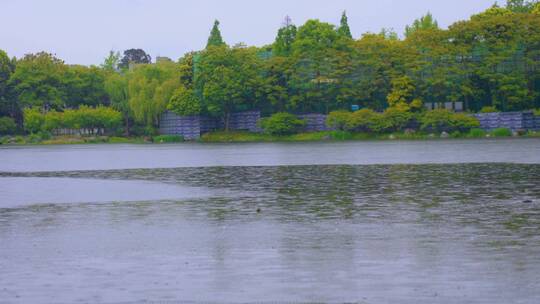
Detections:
[105, 72, 131, 135]
[127, 61, 180, 131]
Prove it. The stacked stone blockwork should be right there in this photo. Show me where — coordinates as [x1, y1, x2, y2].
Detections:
[473, 111, 539, 132]
[161, 110, 540, 140]
[159, 111, 261, 140]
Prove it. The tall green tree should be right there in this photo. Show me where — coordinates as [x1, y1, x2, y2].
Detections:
[379, 28, 399, 40]
[0, 50, 11, 95]
[273, 16, 297, 56]
[167, 86, 201, 116]
[345, 33, 414, 110]
[448, 9, 540, 111]
[288, 20, 343, 113]
[533, 2, 540, 13]
[472, 4, 512, 19]
[259, 56, 293, 113]
[387, 76, 423, 110]
[506, 0, 537, 12]
[337, 11, 353, 39]
[206, 20, 226, 48]
[119, 49, 152, 70]
[196, 45, 264, 129]
[104, 72, 131, 135]
[405, 12, 439, 38]
[0, 50, 15, 117]
[101, 50, 121, 72]
[63, 65, 108, 108]
[178, 52, 197, 88]
[8, 52, 67, 111]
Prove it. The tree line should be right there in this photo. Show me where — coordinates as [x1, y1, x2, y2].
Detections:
[1, 0, 540, 136]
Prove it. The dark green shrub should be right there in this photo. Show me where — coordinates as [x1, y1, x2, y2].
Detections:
[329, 130, 353, 140]
[143, 126, 157, 136]
[491, 128, 512, 137]
[382, 107, 414, 132]
[420, 109, 479, 133]
[259, 113, 305, 135]
[153, 135, 184, 143]
[24, 106, 122, 135]
[451, 113, 480, 132]
[37, 131, 52, 140]
[0, 117, 17, 135]
[23, 108, 45, 134]
[27, 133, 42, 143]
[347, 109, 385, 132]
[167, 86, 201, 116]
[43, 111, 64, 132]
[450, 131, 461, 138]
[468, 128, 486, 138]
[326, 111, 352, 131]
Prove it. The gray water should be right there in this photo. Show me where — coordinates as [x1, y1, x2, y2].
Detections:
[1, 139, 540, 303]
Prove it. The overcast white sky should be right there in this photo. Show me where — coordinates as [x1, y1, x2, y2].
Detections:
[0, 0, 496, 65]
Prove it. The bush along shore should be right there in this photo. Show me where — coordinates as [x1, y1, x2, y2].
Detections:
[200, 129, 540, 143]
[2, 127, 539, 146]
[2, 107, 540, 145]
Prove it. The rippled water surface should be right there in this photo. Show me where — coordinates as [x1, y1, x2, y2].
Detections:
[1, 140, 540, 303]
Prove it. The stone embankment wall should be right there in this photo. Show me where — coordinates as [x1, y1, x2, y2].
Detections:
[297, 114, 334, 132]
[159, 111, 261, 140]
[161, 110, 540, 140]
[473, 111, 539, 131]
[159, 113, 201, 140]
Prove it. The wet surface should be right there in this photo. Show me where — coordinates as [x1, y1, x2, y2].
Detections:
[1, 140, 540, 303]
[0, 138, 539, 172]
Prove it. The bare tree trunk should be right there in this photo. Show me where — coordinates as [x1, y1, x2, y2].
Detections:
[224, 112, 231, 132]
[125, 116, 130, 137]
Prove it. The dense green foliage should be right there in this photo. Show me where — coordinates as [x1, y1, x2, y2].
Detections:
[127, 61, 180, 130]
[419, 109, 480, 132]
[167, 86, 201, 116]
[0, 116, 16, 135]
[23, 106, 122, 135]
[327, 108, 479, 134]
[1, 4, 540, 138]
[22, 108, 45, 134]
[196, 45, 264, 129]
[259, 112, 306, 135]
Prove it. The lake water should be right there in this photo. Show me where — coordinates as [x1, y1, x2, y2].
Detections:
[1, 139, 540, 303]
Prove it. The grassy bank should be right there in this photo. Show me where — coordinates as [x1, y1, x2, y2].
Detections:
[1, 129, 539, 145]
[201, 129, 540, 143]
[0, 135, 149, 145]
